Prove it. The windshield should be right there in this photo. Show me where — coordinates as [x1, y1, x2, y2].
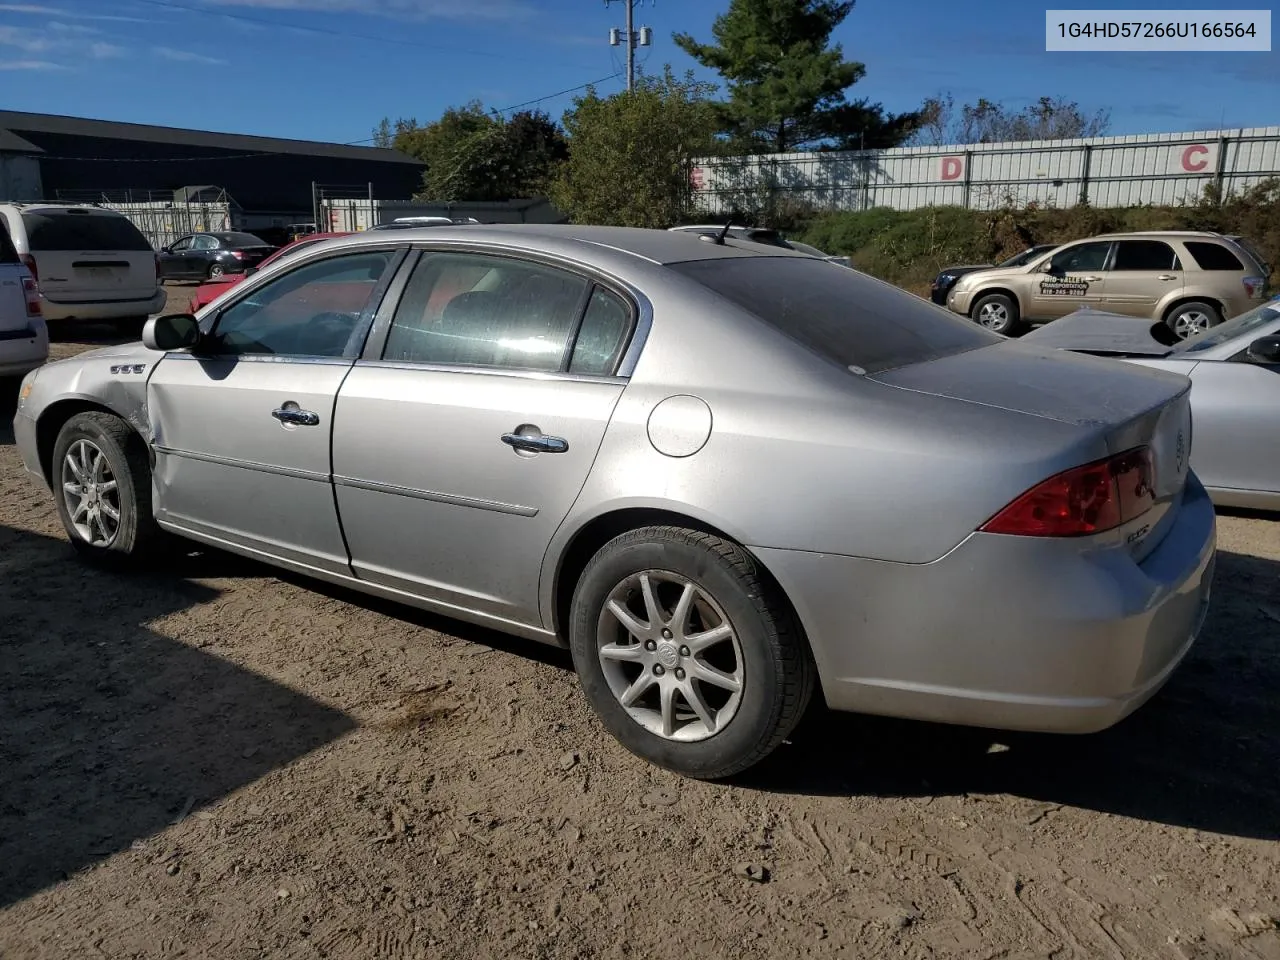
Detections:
[669, 255, 998, 375]
[1172, 299, 1280, 354]
[999, 245, 1054, 268]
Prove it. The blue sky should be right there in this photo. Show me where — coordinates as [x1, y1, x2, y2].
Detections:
[1, 0, 1277, 145]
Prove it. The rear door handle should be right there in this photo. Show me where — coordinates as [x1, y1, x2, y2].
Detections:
[1157, 274, 1178, 281]
[502, 432, 568, 454]
[272, 406, 320, 426]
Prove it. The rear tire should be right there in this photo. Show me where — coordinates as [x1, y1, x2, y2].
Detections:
[1165, 301, 1222, 340]
[51, 411, 166, 566]
[971, 293, 1022, 335]
[568, 526, 815, 780]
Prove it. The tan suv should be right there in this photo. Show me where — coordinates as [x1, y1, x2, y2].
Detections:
[945, 231, 1269, 338]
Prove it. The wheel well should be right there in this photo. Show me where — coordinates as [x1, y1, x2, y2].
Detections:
[970, 287, 1020, 316]
[1161, 296, 1223, 324]
[34, 400, 124, 486]
[551, 508, 806, 650]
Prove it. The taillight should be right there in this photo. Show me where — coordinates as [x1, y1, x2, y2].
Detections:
[22, 275, 41, 317]
[21, 253, 37, 283]
[980, 447, 1154, 537]
[1244, 276, 1266, 299]
[230, 250, 245, 260]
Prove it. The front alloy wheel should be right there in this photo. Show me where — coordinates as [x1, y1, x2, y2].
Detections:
[61, 438, 121, 547]
[597, 571, 745, 741]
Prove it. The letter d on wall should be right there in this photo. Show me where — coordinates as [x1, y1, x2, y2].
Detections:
[939, 156, 965, 181]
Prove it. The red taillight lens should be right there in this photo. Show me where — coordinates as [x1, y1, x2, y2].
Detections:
[230, 250, 245, 260]
[22, 276, 41, 317]
[980, 447, 1154, 537]
[21, 253, 37, 283]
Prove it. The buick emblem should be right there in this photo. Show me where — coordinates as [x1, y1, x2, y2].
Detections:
[1174, 430, 1185, 474]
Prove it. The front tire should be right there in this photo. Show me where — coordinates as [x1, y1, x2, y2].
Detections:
[1165, 301, 1222, 340]
[208, 263, 225, 280]
[569, 526, 815, 780]
[971, 293, 1022, 335]
[51, 412, 165, 565]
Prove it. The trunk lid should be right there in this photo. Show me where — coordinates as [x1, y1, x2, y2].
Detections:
[21, 208, 158, 303]
[870, 340, 1195, 551]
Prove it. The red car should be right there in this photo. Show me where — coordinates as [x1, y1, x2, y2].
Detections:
[186, 231, 352, 313]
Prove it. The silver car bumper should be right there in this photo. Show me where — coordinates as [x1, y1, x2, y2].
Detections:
[754, 473, 1217, 734]
[13, 409, 43, 483]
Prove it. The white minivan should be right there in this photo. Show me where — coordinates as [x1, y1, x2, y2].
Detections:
[0, 203, 166, 327]
[0, 220, 48, 379]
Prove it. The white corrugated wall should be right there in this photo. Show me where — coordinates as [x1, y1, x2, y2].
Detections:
[692, 126, 1280, 213]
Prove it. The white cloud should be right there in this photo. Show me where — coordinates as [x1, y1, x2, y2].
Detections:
[0, 3, 152, 22]
[153, 45, 227, 65]
[0, 57, 66, 69]
[90, 41, 127, 58]
[213, 0, 534, 21]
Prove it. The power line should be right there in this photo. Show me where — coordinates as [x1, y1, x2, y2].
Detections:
[489, 73, 622, 116]
[130, 0, 604, 72]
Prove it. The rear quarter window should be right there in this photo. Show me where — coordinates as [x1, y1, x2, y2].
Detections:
[21, 211, 152, 252]
[668, 256, 999, 375]
[1183, 241, 1245, 271]
[0, 220, 17, 263]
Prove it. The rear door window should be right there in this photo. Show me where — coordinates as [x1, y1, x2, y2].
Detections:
[1183, 241, 1245, 271]
[1112, 240, 1181, 271]
[21, 211, 152, 252]
[668, 256, 998, 375]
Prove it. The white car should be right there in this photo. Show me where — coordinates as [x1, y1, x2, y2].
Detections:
[0, 203, 165, 328]
[0, 223, 48, 379]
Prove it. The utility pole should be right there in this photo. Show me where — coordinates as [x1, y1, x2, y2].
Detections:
[606, 0, 652, 93]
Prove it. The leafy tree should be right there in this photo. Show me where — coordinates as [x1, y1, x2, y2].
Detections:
[420, 110, 569, 202]
[551, 67, 719, 227]
[673, 0, 919, 151]
[911, 93, 1111, 145]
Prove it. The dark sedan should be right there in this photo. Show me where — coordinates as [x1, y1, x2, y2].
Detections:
[158, 232, 276, 281]
[930, 244, 1058, 305]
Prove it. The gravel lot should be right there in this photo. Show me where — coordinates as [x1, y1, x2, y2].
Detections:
[1, 313, 1278, 959]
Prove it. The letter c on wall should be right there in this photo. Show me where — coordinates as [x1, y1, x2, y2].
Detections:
[1182, 144, 1210, 173]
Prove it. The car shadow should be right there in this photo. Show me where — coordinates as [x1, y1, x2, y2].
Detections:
[746, 548, 1280, 841]
[0, 525, 357, 909]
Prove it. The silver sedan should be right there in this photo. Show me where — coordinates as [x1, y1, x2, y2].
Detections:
[12, 225, 1216, 779]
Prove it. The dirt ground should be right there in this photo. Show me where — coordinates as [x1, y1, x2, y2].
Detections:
[1, 320, 1278, 960]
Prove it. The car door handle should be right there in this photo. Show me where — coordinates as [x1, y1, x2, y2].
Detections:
[272, 407, 320, 426]
[1082, 276, 1102, 282]
[1157, 274, 1178, 281]
[502, 432, 568, 454]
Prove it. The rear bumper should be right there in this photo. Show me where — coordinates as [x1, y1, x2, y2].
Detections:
[753, 474, 1217, 734]
[0, 322, 49, 377]
[40, 289, 166, 322]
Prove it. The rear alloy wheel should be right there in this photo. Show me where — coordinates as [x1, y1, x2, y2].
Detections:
[1166, 301, 1222, 340]
[569, 526, 815, 780]
[208, 263, 226, 280]
[52, 411, 166, 565]
[971, 293, 1021, 335]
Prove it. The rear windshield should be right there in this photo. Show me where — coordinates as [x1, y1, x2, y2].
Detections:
[669, 256, 999, 375]
[22, 211, 152, 252]
[214, 232, 270, 247]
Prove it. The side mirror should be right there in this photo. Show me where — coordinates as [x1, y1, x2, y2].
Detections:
[1245, 335, 1280, 364]
[143, 313, 201, 352]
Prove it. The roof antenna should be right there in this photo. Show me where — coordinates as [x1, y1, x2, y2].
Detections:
[701, 212, 738, 246]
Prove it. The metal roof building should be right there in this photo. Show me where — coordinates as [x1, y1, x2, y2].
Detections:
[0, 110, 424, 215]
